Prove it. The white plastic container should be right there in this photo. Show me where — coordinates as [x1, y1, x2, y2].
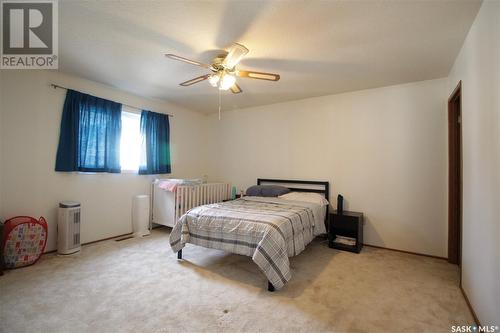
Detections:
[132, 195, 150, 237]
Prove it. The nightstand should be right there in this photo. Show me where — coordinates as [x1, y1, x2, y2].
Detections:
[329, 210, 363, 253]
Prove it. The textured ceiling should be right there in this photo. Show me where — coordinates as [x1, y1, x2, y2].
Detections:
[59, 0, 481, 113]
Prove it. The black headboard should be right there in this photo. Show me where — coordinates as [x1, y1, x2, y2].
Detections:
[257, 178, 330, 228]
[257, 178, 329, 203]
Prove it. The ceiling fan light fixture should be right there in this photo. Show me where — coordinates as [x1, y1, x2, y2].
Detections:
[165, 42, 280, 95]
[208, 74, 220, 87]
[219, 73, 236, 91]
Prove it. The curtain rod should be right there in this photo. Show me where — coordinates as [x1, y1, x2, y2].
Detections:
[50, 83, 174, 117]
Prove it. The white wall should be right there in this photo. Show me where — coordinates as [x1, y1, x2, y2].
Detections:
[447, 0, 500, 325]
[0, 70, 208, 252]
[207, 78, 449, 257]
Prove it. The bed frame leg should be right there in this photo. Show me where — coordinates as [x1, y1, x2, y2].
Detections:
[177, 249, 182, 259]
[267, 281, 275, 292]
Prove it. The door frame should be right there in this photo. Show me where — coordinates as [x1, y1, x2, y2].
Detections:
[447, 81, 462, 266]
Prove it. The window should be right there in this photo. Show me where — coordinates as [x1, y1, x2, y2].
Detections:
[120, 107, 142, 172]
[56, 89, 171, 174]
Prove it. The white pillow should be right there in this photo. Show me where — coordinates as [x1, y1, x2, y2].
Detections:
[278, 192, 329, 206]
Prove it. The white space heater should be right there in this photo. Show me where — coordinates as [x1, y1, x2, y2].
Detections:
[58, 201, 81, 255]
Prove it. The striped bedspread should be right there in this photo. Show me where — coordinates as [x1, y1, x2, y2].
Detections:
[169, 197, 319, 290]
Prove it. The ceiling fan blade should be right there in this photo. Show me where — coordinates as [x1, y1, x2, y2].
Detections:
[179, 74, 210, 86]
[230, 83, 243, 94]
[222, 43, 249, 69]
[165, 54, 210, 68]
[237, 70, 280, 81]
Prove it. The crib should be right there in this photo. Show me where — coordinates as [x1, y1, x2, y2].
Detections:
[151, 179, 232, 228]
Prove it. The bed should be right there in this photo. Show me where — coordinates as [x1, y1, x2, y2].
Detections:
[169, 179, 329, 291]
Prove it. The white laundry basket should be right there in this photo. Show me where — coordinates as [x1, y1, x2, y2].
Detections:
[132, 195, 150, 237]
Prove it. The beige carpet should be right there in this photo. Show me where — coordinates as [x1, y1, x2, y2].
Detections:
[0, 228, 474, 333]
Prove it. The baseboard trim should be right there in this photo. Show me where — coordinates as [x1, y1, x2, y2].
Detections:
[43, 232, 134, 255]
[363, 243, 447, 260]
[460, 285, 481, 326]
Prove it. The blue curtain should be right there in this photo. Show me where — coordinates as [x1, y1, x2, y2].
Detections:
[139, 110, 171, 175]
[55, 89, 122, 173]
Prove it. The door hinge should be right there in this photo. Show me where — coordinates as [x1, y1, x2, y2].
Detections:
[458, 116, 462, 124]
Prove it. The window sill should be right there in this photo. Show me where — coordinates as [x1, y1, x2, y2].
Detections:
[121, 170, 139, 174]
[73, 170, 139, 175]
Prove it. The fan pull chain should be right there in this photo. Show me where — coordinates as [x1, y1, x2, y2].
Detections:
[218, 88, 222, 120]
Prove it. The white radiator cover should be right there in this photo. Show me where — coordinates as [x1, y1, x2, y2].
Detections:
[152, 181, 231, 227]
[57, 202, 81, 255]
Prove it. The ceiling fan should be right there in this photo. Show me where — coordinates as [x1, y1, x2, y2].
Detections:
[165, 43, 280, 94]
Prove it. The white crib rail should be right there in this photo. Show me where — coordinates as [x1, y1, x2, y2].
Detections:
[174, 182, 232, 223]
